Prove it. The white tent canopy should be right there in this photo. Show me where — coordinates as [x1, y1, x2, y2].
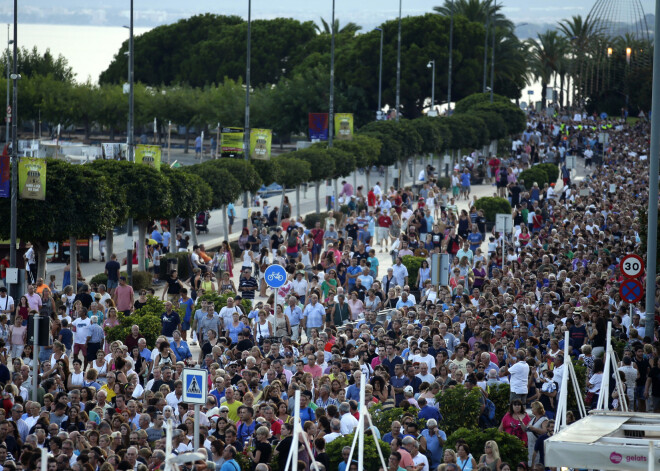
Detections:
[545, 411, 660, 470]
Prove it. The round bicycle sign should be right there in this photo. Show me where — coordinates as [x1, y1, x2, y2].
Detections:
[620, 254, 644, 278]
[264, 264, 287, 289]
[619, 278, 643, 304]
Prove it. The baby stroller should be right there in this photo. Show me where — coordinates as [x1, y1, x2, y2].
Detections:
[195, 211, 209, 234]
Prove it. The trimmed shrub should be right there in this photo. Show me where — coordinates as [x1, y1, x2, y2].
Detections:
[401, 255, 426, 290]
[194, 291, 252, 313]
[159, 252, 192, 280]
[436, 384, 482, 436]
[446, 427, 528, 466]
[304, 211, 330, 229]
[118, 271, 153, 292]
[474, 197, 511, 223]
[105, 295, 164, 347]
[487, 382, 511, 424]
[369, 404, 427, 436]
[536, 163, 559, 185]
[90, 273, 108, 286]
[436, 176, 451, 189]
[327, 433, 390, 471]
[518, 167, 548, 190]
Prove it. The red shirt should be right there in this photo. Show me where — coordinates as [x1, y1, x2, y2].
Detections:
[311, 228, 324, 245]
[368, 190, 377, 207]
[0, 259, 9, 279]
[378, 215, 392, 228]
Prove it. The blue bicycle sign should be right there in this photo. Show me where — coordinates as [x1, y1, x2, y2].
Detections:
[264, 264, 287, 288]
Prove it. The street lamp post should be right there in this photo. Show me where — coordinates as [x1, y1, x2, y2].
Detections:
[243, 0, 252, 228]
[427, 60, 435, 114]
[447, 0, 454, 112]
[9, 1, 18, 284]
[375, 27, 384, 120]
[5, 24, 11, 146]
[329, 0, 336, 146]
[125, 0, 135, 284]
[490, 0, 496, 102]
[395, 0, 402, 121]
[645, 0, 660, 339]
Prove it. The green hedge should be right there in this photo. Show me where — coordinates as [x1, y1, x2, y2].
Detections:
[105, 295, 165, 347]
[518, 167, 548, 190]
[487, 382, 510, 424]
[159, 252, 192, 280]
[195, 291, 252, 313]
[474, 197, 511, 223]
[304, 211, 330, 229]
[536, 163, 559, 185]
[436, 176, 451, 189]
[90, 273, 108, 286]
[369, 404, 427, 436]
[446, 427, 528, 466]
[436, 384, 482, 436]
[90, 271, 152, 291]
[401, 255, 426, 290]
[327, 434, 389, 471]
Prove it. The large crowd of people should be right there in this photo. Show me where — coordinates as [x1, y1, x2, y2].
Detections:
[0, 112, 655, 471]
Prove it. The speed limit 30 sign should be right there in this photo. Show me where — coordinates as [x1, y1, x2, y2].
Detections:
[620, 254, 644, 278]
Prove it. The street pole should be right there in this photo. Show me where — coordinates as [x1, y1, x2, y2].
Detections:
[5, 24, 10, 146]
[376, 27, 383, 118]
[482, 0, 490, 93]
[193, 404, 200, 450]
[167, 121, 171, 165]
[329, 0, 336, 146]
[395, 0, 402, 121]
[490, 0, 496, 102]
[32, 316, 39, 401]
[242, 0, 252, 228]
[9, 0, 18, 289]
[430, 60, 435, 113]
[448, 0, 454, 112]
[126, 0, 135, 284]
[644, 0, 660, 337]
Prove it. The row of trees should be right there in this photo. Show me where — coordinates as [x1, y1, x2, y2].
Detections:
[0, 92, 524, 281]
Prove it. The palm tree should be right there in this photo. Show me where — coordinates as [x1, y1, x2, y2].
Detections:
[434, 0, 514, 32]
[493, 33, 530, 102]
[314, 18, 362, 35]
[526, 31, 568, 108]
[558, 15, 602, 106]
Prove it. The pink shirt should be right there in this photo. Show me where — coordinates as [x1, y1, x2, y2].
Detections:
[303, 364, 323, 378]
[25, 292, 42, 311]
[114, 284, 134, 311]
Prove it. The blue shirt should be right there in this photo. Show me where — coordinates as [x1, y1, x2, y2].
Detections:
[461, 172, 471, 186]
[150, 229, 163, 244]
[382, 355, 403, 376]
[220, 459, 240, 471]
[299, 406, 315, 423]
[303, 303, 325, 328]
[396, 298, 414, 309]
[163, 231, 171, 248]
[284, 306, 303, 326]
[347, 265, 362, 287]
[381, 432, 402, 444]
[390, 374, 409, 405]
[179, 297, 195, 323]
[346, 384, 360, 402]
[467, 232, 483, 251]
[59, 328, 73, 349]
[170, 340, 192, 361]
[418, 405, 441, 422]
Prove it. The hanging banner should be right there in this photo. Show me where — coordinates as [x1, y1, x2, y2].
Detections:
[309, 113, 329, 141]
[250, 129, 272, 160]
[135, 144, 162, 170]
[220, 127, 244, 157]
[18, 157, 46, 200]
[335, 113, 354, 140]
[0, 145, 9, 198]
[102, 143, 122, 160]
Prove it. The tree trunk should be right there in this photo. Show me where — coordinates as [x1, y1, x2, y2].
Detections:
[34, 241, 48, 281]
[137, 221, 147, 272]
[296, 187, 301, 219]
[184, 133, 190, 154]
[385, 167, 389, 193]
[105, 229, 114, 263]
[315, 183, 321, 213]
[366, 169, 371, 191]
[222, 208, 229, 242]
[169, 218, 176, 253]
[333, 179, 339, 210]
[189, 218, 198, 245]
[70, 237, 78, 292]
[541, 82, 547, 109]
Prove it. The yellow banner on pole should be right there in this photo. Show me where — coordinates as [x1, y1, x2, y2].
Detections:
[18, 157, 46, 200]
[135, 144, 162, 170]
[335, 113, 354, 140]
[250, 129, 272, 160]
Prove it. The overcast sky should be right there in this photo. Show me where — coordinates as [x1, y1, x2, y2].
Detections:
[0, 0, 655, 30]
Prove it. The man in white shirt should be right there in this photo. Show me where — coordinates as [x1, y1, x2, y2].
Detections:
[72, 310, 92, 369]
[499, 350, 529, 404]
[324, 418, 343, 443]
[339, 402, 359, 434]
[415, 361, 435, 384]
[291, 272, 308, 302]
[165, 380, 184, 409]
[373, 182, 382, 197]
[219, 297, 241, 332]
[0, 287, 13, 318]
[392, 258, 409, 287]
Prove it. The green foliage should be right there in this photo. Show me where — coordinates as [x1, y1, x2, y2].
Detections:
[536, 163, 560, 185]
[487, 382, 511, 424]
[1, 46, 75, 82]
[296, 147, 336, 182]
[446, 427, 527, 466]
[401, 256, 426, 290]
[474, 197, 511, 223]
[436, 177, 451, 189]
[436, 385, 482, 435]
[214, 160, 263, 194]
[327, 433, 389, 471]
[122, 271, 154, 292]
[473, 110, 507, 141]
[473, 101, 527, 136]
[369, 404, 427, 435]
[162, 167, 213, 218]
[303, 212, 330, 230]
[186, 162, 243, 209]
[90, 273, 109, 286]
[273, 155, 312, 189]
[252, 160, 280, 186]
[105, 295, 165, 347]
[159, 253, 192, 281]
[454, 93, 510, 114]
[195, 291, 252, 313]
[518, 167, 548, 190]
[568, 360, 587, 412]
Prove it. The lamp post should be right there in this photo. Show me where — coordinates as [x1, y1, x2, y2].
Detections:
[329, 0, 336, 146]
[645, 0, 660, 340]
[242, 0, 252, 228]
[427, 60, 435, 114]
[9, 1, 18, 283]
[5, 24, 11, 146]
[395, 0, 402, 121]
[447, 0, 454, 112]
[125, 0, 135, 284]
[375, 27, 384, 120]
[490, 0, 496, 102]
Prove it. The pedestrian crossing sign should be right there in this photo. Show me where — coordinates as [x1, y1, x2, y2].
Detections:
[182, 368, 208, 405]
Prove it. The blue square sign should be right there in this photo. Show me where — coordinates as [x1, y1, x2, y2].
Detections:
[182, 368, 208, 405]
